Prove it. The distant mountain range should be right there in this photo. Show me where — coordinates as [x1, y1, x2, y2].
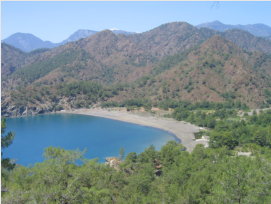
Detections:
[2, 21, 271, 82]
[196, 21, 271, 37]
[2, 22, 271, 53]
[1, 29, 137, 52]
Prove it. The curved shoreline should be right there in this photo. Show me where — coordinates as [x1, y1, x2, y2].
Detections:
[60, 109, 208, 152]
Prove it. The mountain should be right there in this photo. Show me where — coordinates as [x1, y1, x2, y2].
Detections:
[196, 21, 271, 37]
[60, 29, 136, 44]
[109, 28, 137, 35]
[60, 29, 98, 44]
[3, 21, 271, 53]
[3, 22, 271, 53]
[1, 22, 218, 88]
[113, 35, 271, 108]
[1, 29, 138, 52]
[2, 22, 271, 117]
[1, 33, 60, 52]
[2, 22, 271, 82]
[2, 35, 271, 117]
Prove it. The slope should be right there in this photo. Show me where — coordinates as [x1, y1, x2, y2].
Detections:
[111, 35, 271, 108]
[1, 43, 51, 78]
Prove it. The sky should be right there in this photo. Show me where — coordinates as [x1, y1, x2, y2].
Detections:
[1, 1, 271, 43]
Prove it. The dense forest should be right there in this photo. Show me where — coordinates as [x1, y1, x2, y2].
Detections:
[1, 142, 271, 203]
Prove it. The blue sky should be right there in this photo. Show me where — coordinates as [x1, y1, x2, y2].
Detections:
[2, 1, 271, 43]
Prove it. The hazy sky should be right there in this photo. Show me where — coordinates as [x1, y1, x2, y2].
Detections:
[2, 1, 271, 43]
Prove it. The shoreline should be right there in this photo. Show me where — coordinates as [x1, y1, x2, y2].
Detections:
[59, 108, 208, 152]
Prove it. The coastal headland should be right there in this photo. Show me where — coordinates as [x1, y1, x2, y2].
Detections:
[61, 108, 208, 152]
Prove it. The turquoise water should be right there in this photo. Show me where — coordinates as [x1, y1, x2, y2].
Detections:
[2, 113, 179, 166]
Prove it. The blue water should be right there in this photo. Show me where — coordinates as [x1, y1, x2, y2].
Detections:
[2, 113, 179, 166]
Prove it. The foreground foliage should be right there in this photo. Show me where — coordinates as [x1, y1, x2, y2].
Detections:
[1, 117, 16, 171]
[2, 143, 271, 203]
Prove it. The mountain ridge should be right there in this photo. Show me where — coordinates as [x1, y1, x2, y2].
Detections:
[3, 21, 271, 81]
[1, 29, 138, 52]
[3, 21, 271, 53]
[196, 21, 271, 37]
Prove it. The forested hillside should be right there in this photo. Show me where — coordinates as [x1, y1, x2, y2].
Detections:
[1, 43, 50, 78]
[2, 22, 271, 117]
[109, 36, 271, 108]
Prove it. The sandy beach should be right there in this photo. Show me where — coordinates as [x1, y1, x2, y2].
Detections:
[60, 108, 208, 152]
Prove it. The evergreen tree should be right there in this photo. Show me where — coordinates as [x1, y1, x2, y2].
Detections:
[1, 117, 16, 170]
[1, 117, 15, 149]
[119, 147, 125, 161]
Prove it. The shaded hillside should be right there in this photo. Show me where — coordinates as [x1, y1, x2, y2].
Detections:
[221, 29, 271, 54]
[1, 43, 26, 77]
[1, 43, 50, 78]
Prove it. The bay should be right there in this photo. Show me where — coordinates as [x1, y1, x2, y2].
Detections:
[2, 113, 179, 166]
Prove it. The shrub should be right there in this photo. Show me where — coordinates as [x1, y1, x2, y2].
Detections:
[55, 105, 63, 111]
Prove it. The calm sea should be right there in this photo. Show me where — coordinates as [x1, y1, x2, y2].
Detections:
[2, 113, 179, 166]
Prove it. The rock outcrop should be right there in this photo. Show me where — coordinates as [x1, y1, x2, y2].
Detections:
[1, 102, 55, 117]
[105, 157, 122, 171]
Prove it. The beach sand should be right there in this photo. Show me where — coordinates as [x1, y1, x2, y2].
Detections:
[60, 108, 208, 153]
